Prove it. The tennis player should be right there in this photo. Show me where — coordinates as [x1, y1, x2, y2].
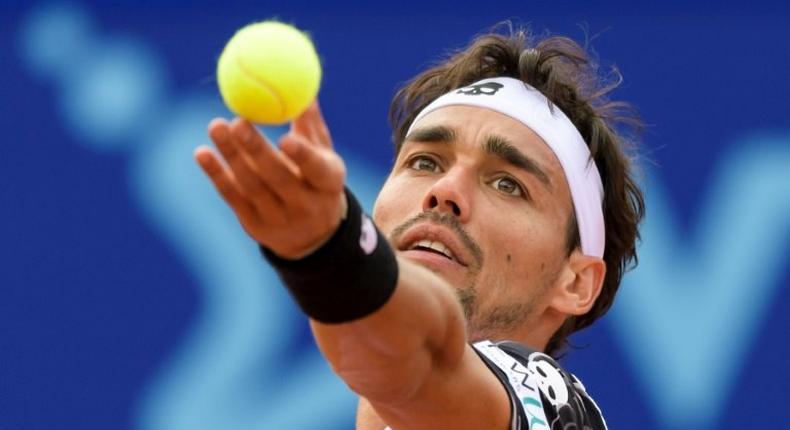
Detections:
[195, 27, 644, 430]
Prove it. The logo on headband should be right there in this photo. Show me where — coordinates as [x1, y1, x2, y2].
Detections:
[456, 82, 504, 96]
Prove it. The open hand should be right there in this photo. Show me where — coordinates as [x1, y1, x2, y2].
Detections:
[194, 102, 347, 259]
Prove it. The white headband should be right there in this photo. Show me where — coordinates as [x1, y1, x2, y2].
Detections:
[407, 77, 605, 257]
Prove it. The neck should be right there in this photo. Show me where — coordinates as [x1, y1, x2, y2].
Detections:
[466, 310, 564, 353]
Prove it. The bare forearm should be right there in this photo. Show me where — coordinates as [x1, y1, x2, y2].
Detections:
[310, 257, 467, 404]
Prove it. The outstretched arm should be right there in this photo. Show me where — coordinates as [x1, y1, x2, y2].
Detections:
[195, 103, 510, 429]
[311, 255, 510, 430]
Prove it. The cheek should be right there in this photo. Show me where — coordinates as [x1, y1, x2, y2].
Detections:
[373, 176, 422, 234]
[480, 211, 564, 282]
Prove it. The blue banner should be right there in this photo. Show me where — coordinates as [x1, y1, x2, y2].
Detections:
[2, 2, 788, 429]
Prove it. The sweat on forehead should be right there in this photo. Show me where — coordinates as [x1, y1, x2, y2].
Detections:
[404, 77, 606, 258]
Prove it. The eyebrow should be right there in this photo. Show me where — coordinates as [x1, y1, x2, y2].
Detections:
[404, 125, 456, 144]
[404, 125, 552, 188]
[484, 134, 552, 188]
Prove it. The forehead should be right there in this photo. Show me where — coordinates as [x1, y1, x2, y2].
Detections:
[407, 105, 563, 176]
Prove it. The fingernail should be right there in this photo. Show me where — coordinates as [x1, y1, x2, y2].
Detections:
[215, 125, 229, 141]
[282, 137, 302, 158]
[194, 149, 211, 167]
[239, 121, 254, 143]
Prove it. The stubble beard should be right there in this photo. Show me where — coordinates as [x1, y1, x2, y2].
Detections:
[388, 210, 553, 342]
[457, 278, 551, 343]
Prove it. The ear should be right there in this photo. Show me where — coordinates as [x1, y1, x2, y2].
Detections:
[549, 250, 606, 316]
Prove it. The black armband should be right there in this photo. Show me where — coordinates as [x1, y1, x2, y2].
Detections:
[260, 188, 399, 323]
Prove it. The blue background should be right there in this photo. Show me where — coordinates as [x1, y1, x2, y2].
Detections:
[2, 1, 789, 429]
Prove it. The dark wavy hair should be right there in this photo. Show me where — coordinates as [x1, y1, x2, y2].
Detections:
[388, 23, 645, 357]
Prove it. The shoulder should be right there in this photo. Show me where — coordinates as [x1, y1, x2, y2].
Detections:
[472, 340, 608, 430]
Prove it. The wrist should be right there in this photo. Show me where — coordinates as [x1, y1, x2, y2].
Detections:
[260, 187, 399, 323]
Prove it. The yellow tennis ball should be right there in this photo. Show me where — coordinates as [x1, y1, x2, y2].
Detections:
[216, 21, 322, 124]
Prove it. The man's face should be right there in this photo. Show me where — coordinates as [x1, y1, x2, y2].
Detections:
[373, 105, 575, 340]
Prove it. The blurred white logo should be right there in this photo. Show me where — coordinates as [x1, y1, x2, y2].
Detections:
[359, 214, 377, 255]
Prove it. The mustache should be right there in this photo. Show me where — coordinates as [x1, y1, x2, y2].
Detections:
[389, 211, 484, 268]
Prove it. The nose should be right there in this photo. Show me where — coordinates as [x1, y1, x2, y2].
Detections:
[421, 168, 471, 222]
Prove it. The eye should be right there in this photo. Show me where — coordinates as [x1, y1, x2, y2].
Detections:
[408, 155, 440, 173]
[491, 176, 524, 197]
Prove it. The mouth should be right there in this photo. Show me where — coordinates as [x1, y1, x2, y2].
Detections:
[408, 239, 456, 260]
[396, 224, 471, 268]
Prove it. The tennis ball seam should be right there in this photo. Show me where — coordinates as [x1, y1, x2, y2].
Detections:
[235, 57, 288, 121]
